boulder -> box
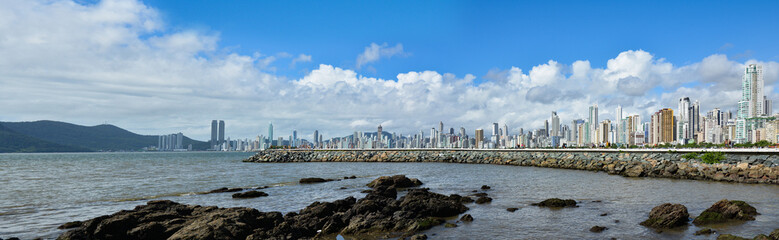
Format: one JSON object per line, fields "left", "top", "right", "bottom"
{"left": 480, "top": 185, "right": 491, "bottom": 190}
{"left": 507, "top": 208, "right": 518, "bottom": 212}
{"left": 475, "top": 196, "right": 492, "bottom": 204}
{"left": 232, "top": 191, "right": 269, "bottom": 199}
{"left": 532, "top": 198, "right": 577, "bottom": 208}
{"left": 589, "top": 226, "right": 607, "bottom": 233}
{"left": 459, "top": 214, "right": 473, "bottom": 222}
{"left": 694, "top": 228, "right": 714, "bottom": 235}
{"left": 693, "top": 199, "right": 758, "bottom": 225}
{"left": 639, "top": 203, "right": 690, "bottom": 228}
{"left": 366, "top": 175, "right": 423, "bottom": 189}
{"left": 410, "top": 234, "right": 427, "bottom": 240}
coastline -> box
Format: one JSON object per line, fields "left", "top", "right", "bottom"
{"left": 244, "top": 149, "right": 779, "bottom": 184}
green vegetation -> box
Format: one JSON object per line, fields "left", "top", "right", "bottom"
{"left": 700, "top": 152, "right": 725, "bottom": 164}
{"left": 693, "top": 211, "right": 724, "bottom": 225}
{"left": 681, "top": 152, "right": 700, "bottom": 160}
{"left": 0, "top": 123, "right": 91, "bottom": 153}
{"left": 415, "top": 217, "right": 444, "bottom": 230}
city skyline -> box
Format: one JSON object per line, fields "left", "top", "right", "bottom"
{"left": 1, "top": 1, "right": 779, "bottom": 141}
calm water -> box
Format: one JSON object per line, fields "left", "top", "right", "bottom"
{"left": 0, "top": 152, "right": 777, "bottom": 239}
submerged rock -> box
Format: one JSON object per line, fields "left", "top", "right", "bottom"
{"left": 299, "top": 177, "right": 332, "bottom": 184}
{"left": 207, "top": 187, "right": 243, "bottom": 193}
{"left": 444, "top": 223, "right": 457, "bottom": 228}
{"left": 693, "top": 199, "right": 758, "bottom": 225}
{"left": 532, "top": 198, "right": 577, "bottom": 208}
{"left": 59, "top": 176, "right": 467, "bottom": 240}
{"left": 589, "top": 226, "right": 607, "bottom": 233}
{"left": 232, "top": 191, "right": 269, "bottom": 199}
{"left": 459, "top": 214, "right": 473, "bottom": 222}
{"left": 475, "top": 196, "right": 492, "bottom": 204}
{"left": 480, "top": 185, "right": 491, "bottom": 190}
{"left": 640, "top": 203, "right": 690, "bottom": 229}
{"left": 694, "top": 228, "right": 714, "bottom": 235}
{"left": 506, "top": 208, "right": 518, "bottom": 212}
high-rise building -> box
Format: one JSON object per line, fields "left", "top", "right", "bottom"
{"left": 492, "top": 123, "right": 499, "bottom": 137}
{"left": 211, "top": 120, "right": 218, "bottom": 148}
{"left": 218, "top": 120, "right": 225, "bottom": 145}
{"left": 439, "top": 121, "right": 444, "bottom": 133}
{"left": 615, "top": 105, "right": 622, "bottom": 144}
{"left": 651, "top": 108, "right": 675, "bottom": 144}
{"left": 292, "top": 130, "right": 297, "bottom": 147}
{"left": 377, "top": 125, "right": 383, "bottom": 148}
{"left": 678, "top": 97, "right": 691, "bottom": 143}
{"left": 268, "top": 122, "right": 274, "bottom": 146}
{"left": 588, "top": 104, "right": 598, "bottom": 144}
{"left": 475, "top": 129, "right": 484, "bottom": 149}
{"left": 550, "top": 111, "right": 560, "bottom": 137}
{"left": 736, "top": 64, "right": 766, "bottom": 143}
{"left": 765, "top": 96, "right": 773, "bottom": 116}
{"left": 313, "top": 130, "right": 318, "bottom": 148}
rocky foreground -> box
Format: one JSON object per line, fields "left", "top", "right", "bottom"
{"left": 244, "top": 150, "right": 779, "bottom": 184}
{"left": 57, "top": 175, "right": 468, "bottom": 240}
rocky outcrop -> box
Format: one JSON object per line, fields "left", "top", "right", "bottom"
{"left": 299, "top": 178, "right": 333, "bottom": 184}
{"left": 59, "top": 176, "right": 468, "bottom": 240}
{"left": 693, "top": 199, "right": 759, "bottom": 225}
{"left": 244, "top": 150, "right": 779, "bottom": 184}
{"left": 366, "top": 175, "right": 423, "bottom": 189}
{"left": 589, "top": 226, "right": 607, "bottom": 233}
{"left": 532, "top": 198, "right": 577, "bottom": 208}
{"left": 639, "top": 203, "right": 690, "bottom": 228}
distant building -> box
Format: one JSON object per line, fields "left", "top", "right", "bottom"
{"left": 211, "top": 120, "right": 218, "bottom": 149}
{"left": 475, "top": 129, "right": 484, "bottom": 149}
{"left": 218, "top": 120, "right": 225, "bottom": 145}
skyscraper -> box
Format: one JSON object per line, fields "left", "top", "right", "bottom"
{"left": 313, "top": 130, "right": 318, "bottom": 148}
{"left": 588, "top": 104, "right": 598, "bottom": 144}
{"left": 377, "top": 125, "right": 383, "bottom": 148}
{"left": 736, "top": 64, "right": 765, "bottom": 143}
{"left": 218, "top": 120, "right": 225, "bottom": 145}
{"left": 492, "top": 123, "right": 499, "bottom": 136}
{"left": 439, "top": 121, "right": 444, "bottom": 133}
{"left": 678, "top": 97, "right": 691, "bottom": 143}
{"left": 550, "top": 111, "right": 560, "bottom": 137}
{"left": 475, "top": 129, "right": 484, "bottom": 149}
{"left": 211, "top": 120, "right": 218, "bottom": 148}
{"left": 268, "top": 122, "right": 274, "bottom": 146}
{"left": 292, "top": 130, "right": 297, "bottom": 147}
{"left": 615, "top": 105, "right": 622, "bottom": 144}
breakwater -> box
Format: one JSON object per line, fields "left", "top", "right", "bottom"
{"left": 244, "top": 149, "right": 779, "bottom": 184}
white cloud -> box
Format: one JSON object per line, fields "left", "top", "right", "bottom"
{"left": 356, "top": 42, "right": 406, "bottom": 69}
{"left": 1, "top": 0, "right": 778, "bottom": 141}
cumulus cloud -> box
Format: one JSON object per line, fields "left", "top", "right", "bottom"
{"left": 356, "top": 42, "right": 406, "bottom": 69}
{"left": 1, "top": 0, "right": 779, "bottom": 141}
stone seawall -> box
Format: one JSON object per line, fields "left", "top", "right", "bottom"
{"left": 244, "top": 150, "right": 779, "bottom": 184}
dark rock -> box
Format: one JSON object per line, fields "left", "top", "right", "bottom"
{"left": 339, "top": 187, "right": 348, "bottom": 190}
{"left": 58, "top": 221, "right": 82, "bottom": 229}
{"left": 410, "top": 233, "right": 427, "bottom": 240}
{"left": 770, "top": 229, "right": 779, "bottom": 239}
{"left": 480, "top": 185, "right": 491, "bottom": 190}
{"left": 614, "top": 220, "right": 620, "bottom": 223}
{"left": 716, "top": 234, "right": 750, "bottom": 240}
{"left": 592, "top": 200, "right": 602, "bottom": 203}
{"left": 60, "top": 176, "right": 468, "bottom": 240}
{"left": 640, "top": 203, "right": 689, "bottom": 229}
{"left": 8, "top": 238, "right": 19, "bottom": 240}
{"left": 360, "top": 189, "right": 373, "bottom": 193}
{"left": 460, "top": 197, "right": 474, "bottom": 204}
{"left": 349, "top": 175, "right": 357, "bottom": 179}
{"left": 471, "top": 190, "right": 478, "bottom": 193}
{"left": 507, "top": 208, "right": 518, "bottom": 212}
{"left": 299, "top": 177, "right": 331, "bottom": 184}
{"left": 532, "top": 198, "right": 577, "bottom": 208}
{"left": 232, "top": 191, "right": 269, "bottom": 199}
{"left": 366, "top": 175, "right": 423, "bottom": 189}
{"left": 255, "top": 186, "right": 270, "bottom": 190}
{"left": 600, "top": 213, "right": 608, "bottom": 216}
{"left": 208, "top": 187, "right": 243, "bottom": 193}
{"left": 693, "top": 199, "right": 759, "bottom": 225}
{"left": 475, "top": 196, "right": 492, "bottom": 204}
{"left": 444, "top": 223, "right": 457, "bottom": 228}
{"left": 694, "top": 228, "right": 714, "bottom": 235}
{"left": 589, "top": 226, "right": 608, "bottom": 233}
{"left": 459, "top": 214, "right": 473, "bottom": 222}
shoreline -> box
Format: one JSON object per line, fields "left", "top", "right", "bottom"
{"left": 244, "top": 149, "right": 779, "bottom": 184}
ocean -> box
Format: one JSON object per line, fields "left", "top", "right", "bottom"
{"left": 1, "top": 151, "right": 777, "bottom": 239}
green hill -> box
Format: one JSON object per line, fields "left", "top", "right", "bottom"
{"left": 0, "top": 120, "right": 209, "bottom": 152}
{"left": 0, "top": 123, "right": 92, "bottom": 153}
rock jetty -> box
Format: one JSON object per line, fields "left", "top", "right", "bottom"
{"left": 58, "top": 176, "right": 469, "bottom": 240}
{"left": 244, "top": 150, "right": 779, "bottom": 184}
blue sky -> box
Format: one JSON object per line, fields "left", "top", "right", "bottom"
{"left": 1, "top": 0, "right": 779, "bottom": 140}
{"left": 144, "top": 0, "right": 779, "bottom": 80}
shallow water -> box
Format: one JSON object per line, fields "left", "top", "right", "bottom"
{"left": 0, "top": 152, "right": 777, "bottom": 239}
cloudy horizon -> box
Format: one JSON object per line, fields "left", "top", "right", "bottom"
{"left": 1, "top": 0, "right": 778, "bottom": 141}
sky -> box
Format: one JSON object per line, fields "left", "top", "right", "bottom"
{"left": 1, "top": 0, "right": 779, "bottom": 141}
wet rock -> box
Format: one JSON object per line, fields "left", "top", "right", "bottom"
{"left": 475, "top": 196, "right": 492, "bottom": 204}
{"left": 640, "top": 203, "right": 689, "bottom": 229}
{"left": 480, "top": 185, "right": 491, "bottom": 190}
{"left": 471, "top": 193, "right": 488, "bottom": 197}
{"left": 507, "top": 208, "right": 518, "bottom": 212}
{"left": 589, "top": 226, "right": 608, "bottom": 233}
{"left": 693, "top": 199, "right": 758, "bottom": 225}
{"left": 338, "top": 187, "right": 347, "bottom": 190}
{"left": 366, "top": 175, "right": 423, "bottom": 189}
{"left": 208, "top": 187, "right": 243, "bottom": 193}
{"left": 459, "top": 214, "right": 473, "bottom": 222}
{"left": 460, "top": 197, "right": 474, "bottom": 204}
{"left": 716, "top": 234, "right": 750, "bottom": 240}
{"left": 409, "top": 233, "right": 427, "bottom": 240}
{"left": 8, "top": 238, "right": 19, "bottom": 240}
{"left": 600, "top": 213, "right": 608, "bottom": 216}
{"left": 60, "top": 176, "right": 468, "bottom": 240}
{"left": 57, "top": 221, "right": 82, "bottom": 229}
{"left": 444, "top": 223, "right": 457, "bottom": 228}
{"left": 232, "top": 191, "right": 269, "bottom": 199}
{"left": 694, "top": 228, "right": 714, "bottom": 235}
{"left": 299, "top": 177, "right": 331, "bottom": 184}
{"left": 255, "top": 186, "right": 270, "bottom": 190}
{"left": 532, "top": 198, "right": 577, "bottom": 208}
{"left": 771, "top": 229, "right": 779, "bottom": 239}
